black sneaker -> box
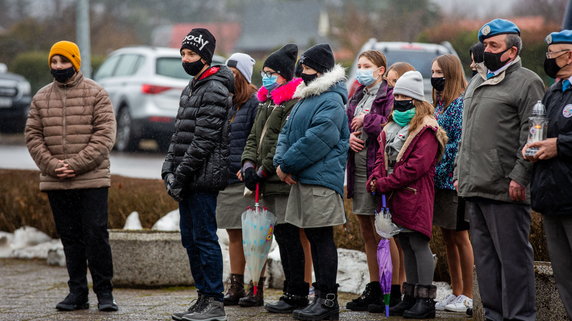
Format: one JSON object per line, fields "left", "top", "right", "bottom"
{"left": 172, "top": 295, "right": 206, "bottom": 321}
{"left": 182, "top": 297, "right": 227, "bottom": 321}
{"left": 55, "top": 293, "right": 89, "bottom": 311}
{"left": 97, "top": 292, "right": 119, "bottom": 312}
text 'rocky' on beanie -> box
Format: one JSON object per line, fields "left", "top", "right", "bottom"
{"left": 181, "top": 28, "right": 216, "bottom": 65}
{"left": 226, "top": 53, "right": 256, "bottom": 83}
{"left": 299, "top": 43, "right": 335, "bottom": 74}
{"left": 393, "top": 70, "right": 425, "bottom": 101}
{"left": 48, "top": 41, "right": 81, "bottom": 71}
{"left": 263, "top": 44, "right": 298, "bottom": 81}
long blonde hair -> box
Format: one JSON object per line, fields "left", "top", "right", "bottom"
{"left": 431, "top": 55, "right": 466, "bottom": 111}
{"left": 409, "top": 99, "right": 436, "bottom": 133}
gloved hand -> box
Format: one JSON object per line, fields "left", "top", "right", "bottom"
{"left": 164, "top": 173, "right": 183, "bottom": 202}
{"left": 243, "top": 167, "right": 259, "bottom": 191}
{"left": 168, "top": 179, "right": 183, "bottom": 202}
{"left": 164, "top": 173, "right": 175, "bottom": 189}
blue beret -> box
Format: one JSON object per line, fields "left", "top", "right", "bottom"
{"left": 478, "top": 19, "right": 520, "bottom": 42}
{"left": 545, "top": 30, "right": 572, "bottom": 45}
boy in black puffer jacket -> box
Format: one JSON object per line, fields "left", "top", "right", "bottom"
{"left": 161, "top": 28, "right": 233, "bottom": 321}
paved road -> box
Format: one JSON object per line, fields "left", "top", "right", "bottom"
{"left": 1, "top": 259, "right": 470, "bottom": 321}
{"left": 0, "top": 135, "right": 164, "bottom": 180}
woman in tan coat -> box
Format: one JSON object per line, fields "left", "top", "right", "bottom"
{"left": 25, "top": 40, "right": 117, "bottom": 312}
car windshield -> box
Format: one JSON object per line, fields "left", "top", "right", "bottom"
{"left": 383, "top": 50, "right": 442, "bottom": 78}
{"left": 156, "top": 57, "right": 189, "bottom": 80}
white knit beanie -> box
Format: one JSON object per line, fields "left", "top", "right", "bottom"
{"left": 393, "top": 70, "right": 425, "bottom": 101}
{"left": 226, "top": 53, "right": 255, "bottom": 83}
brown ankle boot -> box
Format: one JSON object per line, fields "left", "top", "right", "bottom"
{"left": 238, "top": 277, "right": 265, "bottom": 307}
{"left": 223, "top": 274, "right": 246, "bottom": 306}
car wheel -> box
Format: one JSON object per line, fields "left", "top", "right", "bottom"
{"left": 115, "top": 107, "right": 139, "bottom": 152}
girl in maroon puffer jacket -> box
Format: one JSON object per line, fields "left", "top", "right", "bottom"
{"left": 367, "top": 71, "right": 447, "bottom": 319}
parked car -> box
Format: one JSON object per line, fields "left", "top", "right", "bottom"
{"left": 347, "top": 39, "right": 459, "bottom": 101}
{"left": 0, "top": 63, "right": 32, "bottom": 133}
{"left": 94, "top": 46, "right": 225, "bottom": 152}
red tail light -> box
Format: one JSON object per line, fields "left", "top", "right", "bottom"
{"left": 141, "top": 84, "right": 172, "bottom": 94}
{"left": 149, "top": 116, "right": 174, "bottom": 123}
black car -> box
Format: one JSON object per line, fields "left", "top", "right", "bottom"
{"left": 0, "top": 64, "right": 32, "bottom": 133}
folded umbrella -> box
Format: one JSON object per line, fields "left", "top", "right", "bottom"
{"left": 241, "top": 183, "right": 276, "bottom": 295}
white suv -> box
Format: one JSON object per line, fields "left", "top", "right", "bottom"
{"left": 95, "top": 46, "right": 224, "bottom": 152}
{"left": 348, "top": 39, "right": 459, "bottom": 101}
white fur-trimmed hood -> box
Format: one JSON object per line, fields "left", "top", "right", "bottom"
{"left": 293, "top": 64, "right": 346, "bottom": 99}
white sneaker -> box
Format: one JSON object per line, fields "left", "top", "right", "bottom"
{"left": 445, "top": 294, "right": 473, "bottom": 312}
{"left": 435, "top": 293, "right": 457, "bottom": 311}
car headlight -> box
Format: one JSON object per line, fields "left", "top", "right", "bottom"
{"left": 17, "top": 80, "right": 31, "bottom": 96}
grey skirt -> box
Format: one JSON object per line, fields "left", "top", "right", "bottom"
{"left": 216, "top": 183, "right": 254, "bottom": 229}
{"left": 433, "top": 188, "right": 469, "bottom": 231}
{"left": 261, "top": 194, "right": 288, "bottom": 225}
{"left": 285, "top": 182, "right": 346, "bottom": 228}
{"left": 352, "top": 147, "right": 377, "bottom": 215}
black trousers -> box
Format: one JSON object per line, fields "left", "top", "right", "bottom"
{"left": 304, "top": 226, "right": 338, "bottom": 293}
{"left": 273, "top": 223, "right": 306, "bottom": 295}
{"left": 47, "top": 187, "right": 113, "bottom": 295}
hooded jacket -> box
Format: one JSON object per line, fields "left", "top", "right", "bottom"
{"left": 161, "top": 65, "right": 234, "bottom": 193}
{"left": 25, "top": 71, "right": 116, "bottom": 191}
{"left": 274, "top": 65, "right": 350, "bottom": 196}
{"left": 241, "top": 78, "right": 302, "bottom": 196}
{"left": 368, "top": 116, "right": 447, "bottom": 238}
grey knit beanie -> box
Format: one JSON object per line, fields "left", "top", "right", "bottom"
{"left": 393, "top": 70, "right": 425, "bottom": 101}
{"left": 226, "top": 53, "right": 255, "bottom": 83}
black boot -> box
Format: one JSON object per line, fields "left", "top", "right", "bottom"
{"left": 238, "top": 277, "right": 264, "bottom": 307}
{"left": 390, "top": 284, "right": 402, "bottom": 307}
{"left": 346, "top": 281, "right": 382, "bottom": 311}
{"left": 97, "top": 292, "right": 119, "bottom": 312}
{"left": 293, "top": 284, "right": 339, "bottom": 321}
{"left": 265, "top": 281, "right": 309, "bottom": 313}
{"left": 388, "top": 282, "right": 415, "bottom": 316}
{"left": 403, "top": 284, "right": 436, "bottom": 319}
{"left": 223, "top": 274, "right": 246, "bottom": 306}
{"left": 55, "top": 292, "right": 89, "bottom": 311}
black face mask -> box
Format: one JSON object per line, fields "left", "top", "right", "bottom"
{"left": 544, "top": 57, "right": 561, "bottom": 79}
{"left": 51, "top": 67, "right": 75, "bottom": 83}
{"left": 393, "top": 99, "right": 415, "bottom": 112}
{"left": 300, "top": 73, "right": 318, "bottom": 85}
{"left": 431, "top": 77, "right": 446, "bottom": 92}
{"left": 483, "top": 47, "right": 511, "bottom": 72}
{"left": 182, "top": 60, "right": 205, "bottom": 76}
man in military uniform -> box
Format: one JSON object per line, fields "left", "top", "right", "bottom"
{"left": 454, "top": 19, "right": 544, "bottom": 321}
{"left": 524, "top": 29, "right": 572, "bottom": 319}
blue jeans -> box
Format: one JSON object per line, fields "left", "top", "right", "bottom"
{"left": 179, "top": 192, "right": 224, "bottom": 301}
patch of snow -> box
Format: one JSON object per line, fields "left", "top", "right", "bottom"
{"left": 11, "top": 226, "right": 51, "bottom": 249}
{"left": 123, "top": 211, "right": 143, "bottom": 230}
{"left": 152, "top": 209, "right": 180, "bottom": 231}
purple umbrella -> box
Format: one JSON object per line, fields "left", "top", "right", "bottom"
{"left": 375, "top": 194, "right": 394, "bottom": 317}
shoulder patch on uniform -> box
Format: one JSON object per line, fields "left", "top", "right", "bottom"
{"left": 563, "top": 104, "right": 572, "bottom": 118}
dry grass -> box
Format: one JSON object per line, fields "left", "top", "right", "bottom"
{"left": 0, "top": 169, "right": 549, "bottom": 282}
{"left": 0, "top": 169, "right": 177, "bottom": 237}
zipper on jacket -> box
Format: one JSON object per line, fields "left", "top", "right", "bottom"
{"left": 62, "top": 86, "right": 68, "bottom": 159}
{"left": 405, "top": 186, "right": 417, "bottom": 194}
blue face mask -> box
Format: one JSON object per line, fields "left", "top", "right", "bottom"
{"left": 356, "top": 69, "right": 376, "bottom": 86}
{"left": 262, "top": 74, "right": 279, "bottom": 91}
{"left": 393, "top": 108, "right": 416, "bottom": 127}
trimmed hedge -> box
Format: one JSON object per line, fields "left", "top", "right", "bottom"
{"left": 0, "top": 168, "right": 549, "bottom": 283}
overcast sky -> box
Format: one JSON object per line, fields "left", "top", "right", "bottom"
{"left": 433, "top": 0, "right": 518, "bottom": 18}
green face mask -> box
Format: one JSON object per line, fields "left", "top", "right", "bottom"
{"left": 393, "top": 108, "right": 416, "bottom": 127}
